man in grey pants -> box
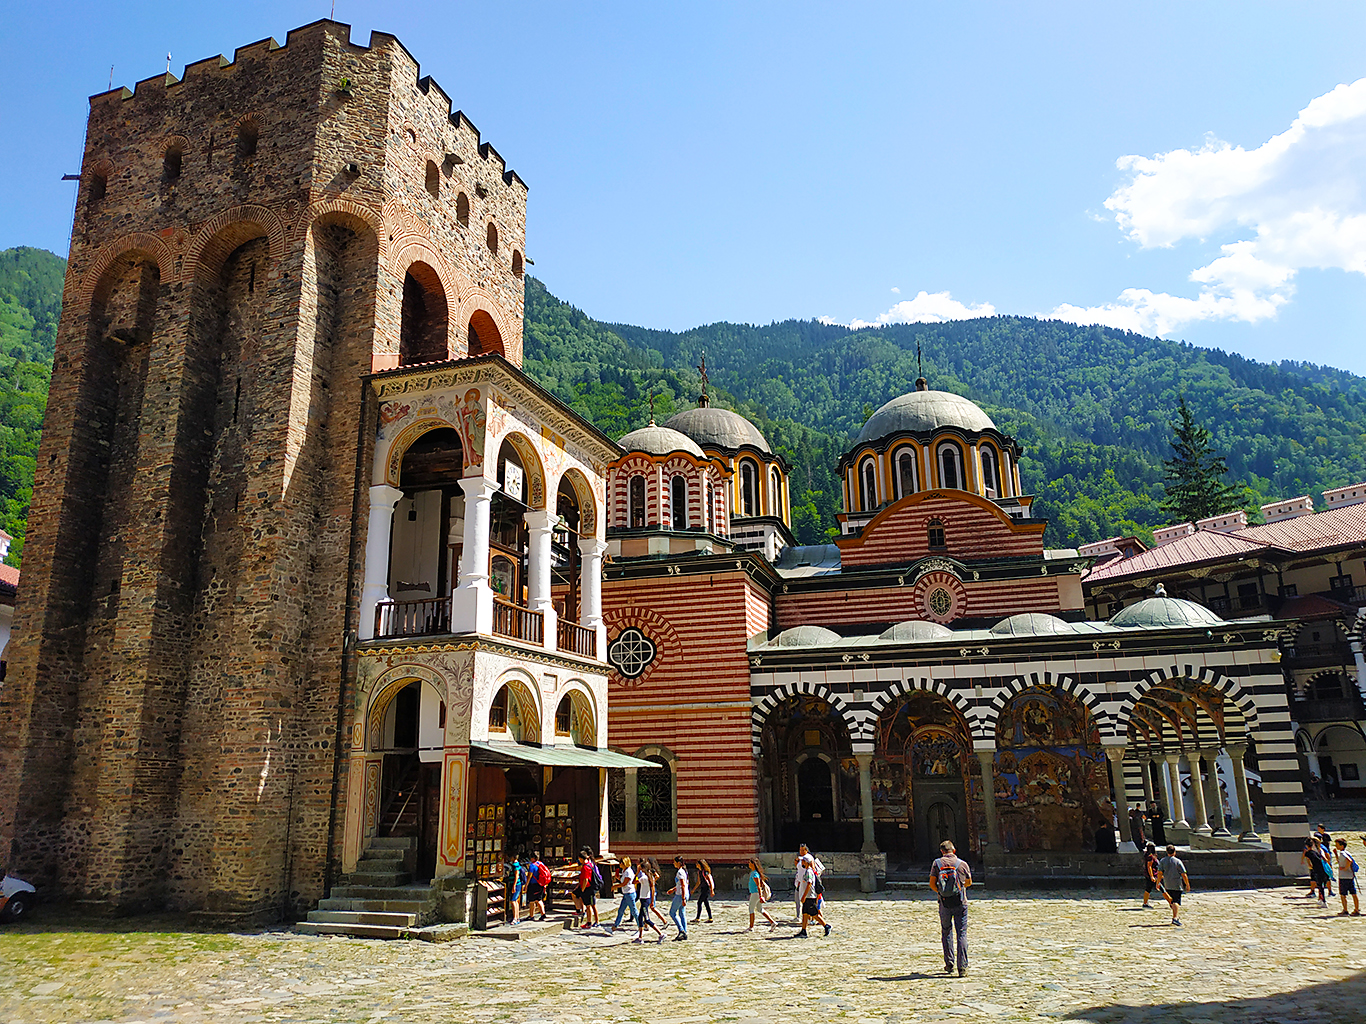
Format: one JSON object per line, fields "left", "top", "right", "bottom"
{"left": 930, "top": 840, "right": 973, "bottom": 976}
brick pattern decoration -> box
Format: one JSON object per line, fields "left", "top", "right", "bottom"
{"left": 776, "top": 577, "right": 1069, "bottom": 629}
{"left": 0, "top": 20, "right": 528, "bottom": 920}
{"left": 749, "top": 646, "right": 1307, "bottom": 867}
{"left": 602, "top": 571, "right": 770, "bottom": 861}
{"left": 838, "top": 491, "right": 1045, "bottom": 569}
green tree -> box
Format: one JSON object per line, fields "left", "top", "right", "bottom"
{"left": 1161, "top": 397, "right": 1242, "bottom": 524}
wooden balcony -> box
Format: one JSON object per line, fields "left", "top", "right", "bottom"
{"left": 374, "top": 597, "right": 450, "bottom": 639}
{"left": 493, "top": 597, "right": 543, "bottom": 646}
{"left": 557, "top": 619, "right": 598, "bottom": 659}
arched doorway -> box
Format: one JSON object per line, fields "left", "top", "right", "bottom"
{"left": 370, "top": 677, "right": 447, "bottom": 880}
{"left": 383, "top": 427, "right": 465, "bottom": 636}
{"left": 871, "top": 692, "right": 974, "bottom": 862}
{"left": 995, "top": 686, "right": 1105, "bottom": 852}
{"left": 758, "top": 695, "right": 856, "bottom": 852}
{"left": 468, "top": 309, "right": 505, "bottom": 358}
{"left": 399, "top": 263, "right": 448, "bottom": 366}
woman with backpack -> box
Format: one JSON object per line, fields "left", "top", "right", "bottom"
{"left": 605, "top": 855, "right": 637, "bottom": 932}
{"left": 693, "top": 858, "right": 715, "bottom": 924}
{"left": 747, "top": 857, "right": 776, "bottom": 931}
{"left": 633, "top": 858, "right": 665, "bottom": 943}
{"left": 525, "top": 852, "right": 551, "bottom": 921}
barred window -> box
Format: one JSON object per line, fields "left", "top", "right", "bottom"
{"left": 636, "top": 756, "right": 674, "bottom": 833}
{"left": 607, "top": 768, "right": 627, "bottom": 833}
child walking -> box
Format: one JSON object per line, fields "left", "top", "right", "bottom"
{"left": 747, "top": 857, "right": 776, "bottom": 931}
{"left": 693, "top": 858, "right": 715, "bottom": 923}
{"left": 633, "top": 857, "right": 665, "bottom": 943}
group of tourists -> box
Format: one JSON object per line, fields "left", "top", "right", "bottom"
{"left": 1300, "top": 823, "right": 1361, "bottom": 916}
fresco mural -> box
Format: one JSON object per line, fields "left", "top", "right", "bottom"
{"left": 993, "top": 687, "right": 1108, "bottom": 852}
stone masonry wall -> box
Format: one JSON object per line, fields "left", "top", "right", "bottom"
{"left": 0, "top": 19, "right": 527, "bottom": 920}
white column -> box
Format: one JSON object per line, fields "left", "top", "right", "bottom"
{"left": 450, "top": 475, "right": 497, "bottom": 635}
{"left": 1186, "top": 752, "right": 1211, "bottom": 835}
{"left": 1351, "top": 630, "right": 1366, "bottom": 700}
{"left": 579, "top": 537, "right": 608, "bottom": 658}
{"left": 856, "top": 750, "right": 877, "bottom": 854}
{"left": 359, "top": 484, "right": 404, "bottom": 640}
{"left": 975, "top": 748, "right": 1001, "bottom": 851}
{"left": 922, "top": 444, "right": 934, "bottom": 491}
{"left": 1226, "top": 742, "right": 1258, "bottom": 841}
{"left": 1104, "top": 745, "right": 1134, "bottom": 852}
{"left": 1165, "top": 755, "right": 1189, "bottom": 829}
{"left": 525, "top": 509, "right": 558, "bottom": 651}
{"left": 970, "top": 442, "right": 981, "bottom": 494}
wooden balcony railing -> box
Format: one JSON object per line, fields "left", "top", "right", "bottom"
{"left": 493, "top": 597, "right": 543, "bottom": 645}
{"left": 557, "top": 619, "right": 597, "bottom": 659}
{"left": 374, "top": 597, "right": 450, "bottom": 639}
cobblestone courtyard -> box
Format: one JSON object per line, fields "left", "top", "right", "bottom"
{"left": 4, "top": 879, "right": 1366, "bottom": 1024}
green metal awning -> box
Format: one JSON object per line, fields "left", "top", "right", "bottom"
{"left": 470, "top": 741, "right": 656, "bottom": 769}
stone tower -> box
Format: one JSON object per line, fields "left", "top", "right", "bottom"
{"left": 0, "top": 20, "right": 532, "bottom": 919}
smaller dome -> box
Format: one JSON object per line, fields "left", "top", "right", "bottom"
{"left": 1108, "top": 597, "right": 1224, "bottom": 629}
{"left": 618, "top": 422, "right": 705, "bottom": 459}
{"left": 989, "top": 612, "right": 1076, "bottom": 636}
{"left": 769, "top": 625, "right": 842, "bottom": 648}
{"left": 664, "top": 406, "right": 771, "bottom": 453}
{"left": 879, "top": 620, "right": 955, "bottom": 642}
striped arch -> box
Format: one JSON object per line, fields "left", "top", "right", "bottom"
{"left": 383, "top": 416, "right": 458, "bottom": 487}
{"left": 75, "top": 233, "right": 176, "bottom": 304}
{"left": 751, "top": 683, "right": 858, "bottom": 755}
{"left": 186, "top": 204, "right": 288, "bottom": 280}
{"left": 303, "top": 199, "right": 385, "bottom": 257}
{"left": 1112, "top": 665, "right": 1259, "bottom": 741}
{"left": 982, "top": 672, "right": 1114, "bottom": 741}
{"left": 363, "top": 662, "right": 451, "bottom": 752}
{"left": 862, "top": 678, "right": 981, "bottom": 745}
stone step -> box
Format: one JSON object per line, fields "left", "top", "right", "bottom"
{"left": 368, "top": 836, "right": 416, "bottom": 849}
{"left": 359, "top": 847, "right": 407, "bottom": 860}
{"left": 329, "top": 885, "right": 434, "bottom": 901}
{"left": 318, "top": 897, "right": 433, "bottom": 915}
{"left": 355, "top": 854, "right": 407, "bottom": 870}
{"left": 296, "top": 921, "right": 411, "bottom": 940}
{"left": 346, "top": 871, "right": 412, "bottom": 887}
{"left": 307, "top": 910, "right": 417, "bottom": 927}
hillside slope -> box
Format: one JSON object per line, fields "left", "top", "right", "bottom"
{"left": 4, "top": 248, "right": 1364, "bottom": 559}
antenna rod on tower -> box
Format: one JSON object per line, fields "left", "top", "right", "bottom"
{"left": 166, "top": 53, "right": 172, "bottom": 74}
{"left": 109, "top": 65, "right": 114, "bottom": 90}
{"left": 917, "top": 340, "right": 923, "bottom": 380}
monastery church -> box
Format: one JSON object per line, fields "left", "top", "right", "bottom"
{"left": 0, "top": 20, "right": 1307, "bottom": 923}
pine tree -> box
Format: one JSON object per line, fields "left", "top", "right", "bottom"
{"left": 1161, "top": 397, "right": 1242, "bottom": 524}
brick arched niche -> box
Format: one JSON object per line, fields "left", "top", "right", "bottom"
{"left": 468, "top": 308, "right": 504, "bottom": 358}
{"left": 399, "top": 261, "right": 449, "bottom": 366}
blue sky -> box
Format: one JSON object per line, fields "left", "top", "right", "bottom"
{"left": 3, "top": 2, "right": 1364, "bottom": 373}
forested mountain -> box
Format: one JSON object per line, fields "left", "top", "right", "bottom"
{"left": 2, "top": 247, "right": 1364, "bottom": 561}
{"left": 0, "top": 247, "right": 61, "bottom": 563}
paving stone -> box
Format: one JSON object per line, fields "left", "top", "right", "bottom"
{"left": 2, "top": 889, "right": 1366, "bottom": 1022}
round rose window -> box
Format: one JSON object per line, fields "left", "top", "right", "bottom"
{"left": 928, "top": 587, "right": 953, "bottom": 617}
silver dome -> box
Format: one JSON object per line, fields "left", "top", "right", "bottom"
{"left": 768, "top": 625, "right": 842, "bottom": 648}
{"left": 618, "top": 423, "right": 706, "bottom": 459}
{"left": 1108, "top": 597, "right": 1224, "bottom": 629}
{"left": 665, "top": 406, "right": 771, "bottom": 453}
{"left": 879, "top": 620, "right": 955, "bottom": 642}
{"left": 989, "top": 612, "right": 1075, "bottom": 637}
{"left": 856, "top": 388, "right": 996, "bottom": 444}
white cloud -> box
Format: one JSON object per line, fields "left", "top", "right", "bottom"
{"left": 890, "top": 286, "right": 901, "bottom": 294}
{"left": 1053, "top": 77, "right": 1366, "bottom": 335}
{"left": 825, "top": 290, "right": 996, "bottom": 330}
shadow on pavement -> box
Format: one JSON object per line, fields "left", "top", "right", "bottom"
{"left": 1071, "top": 971, "right": 1366, "bottom": 1022}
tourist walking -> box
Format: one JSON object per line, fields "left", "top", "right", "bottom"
{"left": 693, "top": 859, "right": 715, "bottom": 923}
{"left": 525, "top": 852, "right": 550, "bottom": 921}
{"left": 747, "top": 858, "right": 777, "bottom": 931}
{"left": 607, "top": 855, "right": 638, "bottom": 932}
{"left": 1332, "top": 838, "right": 1360, "bottom": 916}
{"left": 1304, "top": 836, "right": 1332, "bottom": 906}
{"left": 930, "top": 840, "right": 972, "bottom": 975}
{"left": 667, "top": 854, "right": 690, "bottom": 940}
{"left": 795, "top": 847, "right": 830, "bottom": 937}
{"left": 1142, "top": 842, "right": 1161, "bottom": 908}
{"left": 504, "top": 854, "right": 524, "bottom": 925}
{"left": 633, "top": 857, "right": 665, "bottom": 943}
{"left": 574, "top": 848, "right": 600, "bottom": 928}
{"left": 1157, "top": 844, "right": 1190, "bottom": 925}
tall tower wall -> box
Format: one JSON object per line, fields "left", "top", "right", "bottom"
{"left": 0, "top": 20, "right": 527, "bottom": 919}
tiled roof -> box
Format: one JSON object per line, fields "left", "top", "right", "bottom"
{"left": 1276, "top": 594, "right": 1354, "bottom": 620}
{"left": 1084, "top": 529, "right": 1267, "bottom": 583}
{"left": 1084, "top": 504, "right": 1366, "bottom": 586}
{"left": 0, "top": 563, "right": 18, "bottom": 588}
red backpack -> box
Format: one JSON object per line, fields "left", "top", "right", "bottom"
{"left": 535, "top": 862, "right": 551, "bottom": 886}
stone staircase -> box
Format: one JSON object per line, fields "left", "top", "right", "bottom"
{"left": 297, "top": 837, "right": 440, "bottom": 939}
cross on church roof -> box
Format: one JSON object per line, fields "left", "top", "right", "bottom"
{"left": 697, "top": 352, "right": 710, "bottom": 408}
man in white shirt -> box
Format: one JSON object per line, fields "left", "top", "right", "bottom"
{"left": 795, "top": 848, "right": 831, "bottom": 937}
